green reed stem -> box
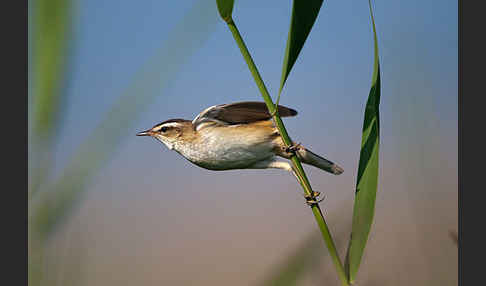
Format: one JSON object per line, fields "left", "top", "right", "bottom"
{"left": 226, "top": 18, "right": 349, "bottom": 286}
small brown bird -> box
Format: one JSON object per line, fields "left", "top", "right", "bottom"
{"left": 137, "top": 101, "right": 343, "bottom": 179}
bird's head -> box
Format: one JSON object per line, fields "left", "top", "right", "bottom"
{"left": 137, "top": 119, "right": 193, "bottom": 150}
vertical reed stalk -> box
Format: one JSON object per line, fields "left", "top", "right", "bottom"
{"left": 225, "top": 18, "right": 349, "bottom": 286}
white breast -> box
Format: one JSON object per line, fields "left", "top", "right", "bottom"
{"left": 173, "top": 126, "right": 276, "bottom": 170}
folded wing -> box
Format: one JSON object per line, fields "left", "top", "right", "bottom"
{"left": 192, "top": 101, "right": 297, "bottom": 129}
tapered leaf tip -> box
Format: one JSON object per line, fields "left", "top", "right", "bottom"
{"left": 278, "top": 0, "right": 323, "bottom": 97}
{"left": 346, "top": 0, "right": 381, "bottom": 283}
{"left": 216, "top": 0, "right": 234, "bottom": 23}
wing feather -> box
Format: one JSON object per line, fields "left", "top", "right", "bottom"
{"left": 192, "top": 101, "right": 297, "bottom": 129}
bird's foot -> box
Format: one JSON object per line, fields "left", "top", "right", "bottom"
{"left": 284, "top": 142, "right": 303, "bottom": 155}
{"left": 304, "top": 191, "right": 324, "bottom": 207}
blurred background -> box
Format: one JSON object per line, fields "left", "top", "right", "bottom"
{"left": 28, "top": 0, "right": 457, "bottom": 285}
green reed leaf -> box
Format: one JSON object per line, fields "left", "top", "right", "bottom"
{"left": 29, "top": 1, "right": 71, "bottom": 283}
{"left": 31, "top": 0, "right": 70, "bottom": 139}
{"left": 277, "top": 0, "right": 323, "bottom": 103}
{"left": 216, "top": 0, "right": 234, "bottom": 23}
{"left": 344, "top": 0, "right": 381, "bottom": 283}
{"left": 29, "top": 0, "right": 72, "bottom": 200}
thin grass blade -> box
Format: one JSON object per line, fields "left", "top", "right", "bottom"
{"left": 277, "top": 0, "right": 323, "bottom": 103}
{"left": 29, "top": 1, "right": 72, "bottom": 284}
{"left": 344, "top": 0, "right": 381, "bottom": 283}
{"left": 29, "top": 0, "right": 72, "bottom": 199}
{"left": 30, "top": 0, "right": 71, "bottom": 139}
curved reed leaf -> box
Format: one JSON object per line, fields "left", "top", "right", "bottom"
{"left": 29, "top": 0, "right": 72, "bottom": 200}
{"left": 216, "top": 0, "right": 234, "bottom": 22}
{"left": 277, "top": 0, "right": 323, "bottom": 104}
{"left": 29, "top": 1, "right": 71, "bottom": 284}
{"left": 344, "top": 0, "right": 381, "bottom": 283}
{"left": 31, "top": 0, "right": 71, "bottom": 138}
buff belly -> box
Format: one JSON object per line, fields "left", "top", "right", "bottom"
{"left": 174, "top": 128, "right": 277, "bottom": 171}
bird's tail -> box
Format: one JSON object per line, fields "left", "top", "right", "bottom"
{"left": 296, "top": 147, "right": 343, "bottom": 175}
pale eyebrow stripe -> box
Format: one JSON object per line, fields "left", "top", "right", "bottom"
{"left": 154, "top": 122, "right": 181, "bottom": 131}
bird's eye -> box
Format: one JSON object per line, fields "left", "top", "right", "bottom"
{"left": 160, "top": 127, "right": 168, "bottom": 133}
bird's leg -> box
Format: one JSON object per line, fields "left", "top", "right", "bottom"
{"left": 247, "top": 158, "right": 324, "bottom": 205}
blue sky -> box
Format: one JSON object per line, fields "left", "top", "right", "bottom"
{"left": 52, "top": 0, "right": 457, "bottom": 179}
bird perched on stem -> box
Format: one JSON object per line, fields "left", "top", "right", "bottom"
{"left": 137, "top": 101, "right": 343, "bottom": 189}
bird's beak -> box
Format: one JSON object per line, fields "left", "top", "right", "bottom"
{"left": 136, "top": 129, "right": 153, "bottom": 137}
